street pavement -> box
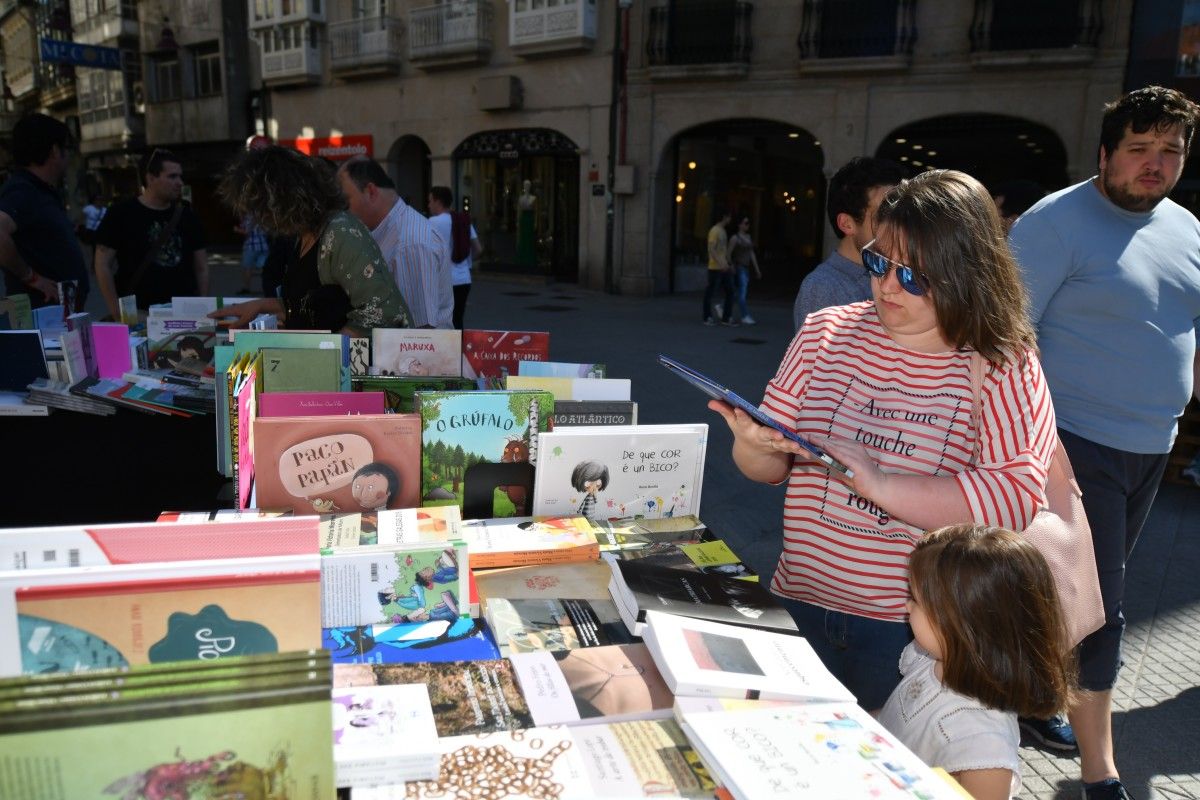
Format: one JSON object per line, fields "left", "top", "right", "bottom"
{"left": 203, "top": 254, "right": 1200, "bottom": 799}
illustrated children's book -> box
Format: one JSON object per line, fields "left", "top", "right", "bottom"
{"left": 253, "top": 413, "right": 422, "bottom": 515}
{"left": 551, "top": 400, "right": 638, "bottom": 427}
{"left": 640, "top": 610, "right": 853, "bottom": 703}
{"left": 0, "top": 651, "right": 335, "bottom": 799}
{"left": 323, "top": 617, "right": 499, "bottom": 665}
{"left": 506, "top": 375, "right": 632, "bottom": 401}
{"left": 460, "top": 329, "right": 549, "bottom": 387}
{"left": 532, "top": 424, "right": 708, "bottom": 521}
{"left": 320, "top": 541, "right": 468, "bottom": 628}
{"left": 0, "top": 553, "right": 322, "bottom": 677}
{"left": 334, "top": 658, "right": 534, "bottom": 737}
{"left": 518, "top": 360, "right": 606, "bottom": 378}
{"left": 258, "top": 391, "right": 386, "bottom": 417}
{"left": 332, "top": 682, "right": 440, "bottom": 786}
{"left": 416, "top": 389, "right": 554, "bottom": 517}
{"left": 509, "top": 643, "right": 675, "bottom": 726}
{"left": 318, "top": 506, "right": 462, "bottom": 549}
{"left": 371, "top": 328, "right": 462, "bottom": 377}
{"left": 678, "top": 703, "right": 968, "bottom": 800}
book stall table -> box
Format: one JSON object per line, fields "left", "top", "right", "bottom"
{"left": 0, "top": 409, "right": 225, "bottom": 526}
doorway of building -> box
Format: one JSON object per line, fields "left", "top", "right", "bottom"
{"left": 387, "top": 135, "right": 432, "bottom": 209}
{"left": 454, "top": 129, "right": 580, "bottom": 282}
{"left": 668, "top": 119, "right": 825, "bottom": 301}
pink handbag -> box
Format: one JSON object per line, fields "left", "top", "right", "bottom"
{"left": 968, "top": 353, "right": 1105, "bottom": 648}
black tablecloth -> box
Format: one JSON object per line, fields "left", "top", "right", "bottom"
{"left": 0, "top": 409, "right": 228, "bottom": 527}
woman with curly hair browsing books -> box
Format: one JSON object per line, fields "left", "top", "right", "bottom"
{"left": 709, "top": 170, "right": 1056, "bottom": 712}
{"left": 208, "top": 146, "right": 411, "bottom": 335}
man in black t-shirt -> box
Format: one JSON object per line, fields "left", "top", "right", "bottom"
{"left": 0, "top": 114, "right": 88, "bottom": 308}
{"left": 94, "top": 149, "right": 207, "bottom": 317}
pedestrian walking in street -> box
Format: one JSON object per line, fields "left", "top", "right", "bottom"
{"left": 727, "top": 215, "right": 762, "bottom": 325}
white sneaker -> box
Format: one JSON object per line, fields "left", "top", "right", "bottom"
{"left": 741, "top": 315, "right": 756, "bottom": 325}
{"left": 713, "top": 304, "right": 723, "bottom": 317}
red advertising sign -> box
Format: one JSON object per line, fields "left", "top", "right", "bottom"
{"left": 279, "top": 134, "right": 373, "bottom": 161}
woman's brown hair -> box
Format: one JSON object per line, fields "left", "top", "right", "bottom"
{"left": 218, "top": 145, "right": 346, "bottom": 238}
{"left": 908, "top": 523, "right": 1076, "bottom": 718}
{"left": 873, "top": 169, "right": 1038, "bottom": 366}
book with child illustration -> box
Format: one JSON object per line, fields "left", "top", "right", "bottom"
{"left": 252, "top": 413, "right": 422, "bottom": 515}
{"left": 332, "top": 682, "right": 440, "bottom": 786}
{"left": 532, "top": 424, "right": 708, "bottom": 521}
{"left": 416, "top": 389, "right": 554, "bottom": 518}
{"left": 320, "top": 541, "right": 468, "bottom": 629}
{"left": 371, "top": 328, "right": 462, "bottom": 377}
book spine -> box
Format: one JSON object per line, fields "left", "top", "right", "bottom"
{"left": 468, "top": 543, "right": 601, "bottom": 570}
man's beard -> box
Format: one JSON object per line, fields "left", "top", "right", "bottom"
{"left": 1102, "top": 172, "right": 1171, "bottom": 213}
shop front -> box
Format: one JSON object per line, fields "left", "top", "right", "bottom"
{"left": 454, "top": 128, "right": 580, "bottom": 282}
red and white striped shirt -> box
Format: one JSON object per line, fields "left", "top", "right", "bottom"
{"left": 761, "top": 302, "right": 1056, "bottom": 622}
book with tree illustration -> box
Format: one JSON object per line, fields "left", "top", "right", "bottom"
{"left": 532, "top": 424, "right": 708, "bottom": 521}
{"left": 252, "top": 413, "right": 421, "bottom": 515}
{"left": 351, "top": 375, "right": 476, "bottom": 413}
{"left": 416, "top": 389, "right": 554, "bottom": 518}
{"left": 0, "top": 652, "right": 335, "bottom": 798}
{"left": 333, "top": 658, "right": 534, "bottom": 737}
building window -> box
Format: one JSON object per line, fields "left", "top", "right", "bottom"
{"left": 149, "top": 55, "right": 181, "bottom": 102}
{"left": 193, "top": 43, "right": 221, "bottom": 97}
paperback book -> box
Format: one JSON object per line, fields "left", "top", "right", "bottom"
{"left": 320, "top": 542, "right": 468, "bottom": 628}
{"left": 371, "top": 328, "right": 462, "bottom": 377}
{"left": 518, "top": 360, "right": 606, "bottom": 378}
{"left": 607, "top": 559, "right": 799, "bottom": 637}
{"left": 332, "top": 682, "right": 439, "bottom": 786}
{"left": 506, "top": 375, "right": 632, "bottom": 402}
{"left": 551, "top": 400, "right": 638, "bottom": 427}
{"left": 485, "top": 597, "right": 636, "bottom": 657}
{"left": 457, "top": 515, "right": 600, "bottom": 568}
{"left": 460, "top": 329, "right": 549, "bottom": 388}
{"left": 509, "top": 643, "right": 674, "bottom": 726}
{"left": 416, "top": 389, "right": 554, "bottom": 517}
{"left": 475, "top": 561, "right": 614, "bottom": 613}
{"left": 641, "top": 610, "right": 853, "bottom": 702}
{"left": 606, "top": 539, "right": 756, "bottom": 580}
{"left": 253, "top": 413, "right": 422, "bottom": 515}
{"left": 333, "top": 658, "right": 534, "bottom": 736}
{"left": 323, "top": 617, "right": 499, "bottom": 665}
{"left": 533, "top": 424, "right": 708, "bottom": 520}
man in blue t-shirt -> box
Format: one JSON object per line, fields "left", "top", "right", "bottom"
{"left": 1009, "top": 86, "right": 1200, "bottom": 800}
{"left": 0, "top": 114, "right": 88, "bottom": 307}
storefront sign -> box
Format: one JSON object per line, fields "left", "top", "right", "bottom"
{"left": 498, "top": 148, "right": 520, "bottom": 160}
{"left": 280, "top": 135, "right": 373, "bottom": 161}
{"left": 39, "top": 38, "right": 122, "bottom": 70}
{"left": 591, "top": 184, "right": 606, "bottom": 196}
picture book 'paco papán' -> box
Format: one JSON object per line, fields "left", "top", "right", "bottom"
{"left": 533, "top": 425, "right": 709, "bottom": 521}
{"left": 253, "top": 414, "right": 421, "bottom": 516}
{"left": 416, "top": 390, "right": 554, "bottom": 518}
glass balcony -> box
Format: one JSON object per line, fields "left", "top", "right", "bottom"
{"left": 510, "top": 0, "right": 596, "bottom": 56}
{"left": 330, "top": 14, "right": 404, "bottom": 76}
{"left": 409, "top": 0, "right": 493, "bottom": 68}
{"left": 258, "top": 22, "right": 323, "bottom": 86}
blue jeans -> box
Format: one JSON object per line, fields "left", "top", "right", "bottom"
{"left": 773, "top": 591, "right": 912, "bottom": 711}
{"left": 734, "top": 266, "right": 750, "bottom": 319}
{"left": 1060, "top": 428, "right": 1168, "bottom": 691}
{"left": 702, "top": 269, "right": 734, "bottom": 322}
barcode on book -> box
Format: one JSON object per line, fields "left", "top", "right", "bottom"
{"left": 69, "top": 549, "right": 81, "bottom": 567}
{"left": 370, "top": 563, "right": 379, "bottom": 582}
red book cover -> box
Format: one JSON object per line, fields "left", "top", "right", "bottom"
{"left": 253, "top": 414, "right": 422, "bottom": 515}
{"left": 461, "top": 330, "right": 550, "bottom": 387}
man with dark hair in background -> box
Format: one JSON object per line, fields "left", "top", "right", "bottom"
{"left": 427, "top": 185, "right": 481, "bottom": 330}
{"left": 94, "top": 148, "right": 208, "bottom": 319}
{"left": 337, "top": 158, "right": 452, "bottom": 329}
{"left": 1010, "top": 85, "right": 1200, "bottom": 800}
{"left": 793, "top": 156, "right": 903, "bottom": 331}
{"left": 991, "top": 179, "right": 1046, "bottom": 233}
{"left": 0, "top": 113, "right": 87, "bottom": 306}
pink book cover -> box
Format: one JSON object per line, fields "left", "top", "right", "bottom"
{"left": 253, "top": 414, "right": 421, "bottom": 515}
{"left": 461, "top": 330, "right": 550, "bottom": 383}
{"left": 92, "top": 322, "right": 132, "bottom": 379}
{"left": 0, "top": 518, "right": 320, "bottom": 569}
{"left": 259, "top": 391, "right": 386, "bottom": 417}
{"left": 236, "top": 365, "right": 257, "bottom": 510}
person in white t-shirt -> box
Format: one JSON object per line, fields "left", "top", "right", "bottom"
{"left": 878, "top": 523, "right": 1074, "bottom": 800}
{"left": 427, "top": 185, "right": 481, "bottom": 330}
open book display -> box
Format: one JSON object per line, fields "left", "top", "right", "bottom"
{"left": 0, "top": 334, "right": 974, "bottom": 800}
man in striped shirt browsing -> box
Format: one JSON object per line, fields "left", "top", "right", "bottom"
{"left": 337, "top": 157, "right": 453, "bottom": 329}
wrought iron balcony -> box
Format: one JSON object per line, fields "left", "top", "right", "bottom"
{"left": 646, "top": 0, "right": 752, "bottom": 76}
{"left": 797, "top": 0, "right": 915, "bottom": 69}
{"left": 510, "top": 0, "right": 597, "bottom": 56}
{"left": 970, "top": 0, "right": 1102, "bottom": 61}
{"left": 330, "top": 14, "right": 404, "bottom": 75}
{"left": 408, "top": 0, "right": 493, "bottom": 69}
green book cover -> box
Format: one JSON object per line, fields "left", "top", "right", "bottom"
{"left": 352, "top": 375, "right": 475, "bottom": 413}
{"left": 255, "top": 347, "right": 342, "bottom": 395}
{"left": 416, "top": 389, "right": 554, "bottom": 517}
{"left": 0, "top": 686, "right": 335, "bottom": 799}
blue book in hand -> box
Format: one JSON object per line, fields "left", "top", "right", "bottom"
{"left": 658, "top": 353, "right": 853, "bottom": 478}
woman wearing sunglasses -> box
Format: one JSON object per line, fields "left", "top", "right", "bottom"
{"left": 207, "top": 146, "right": 411, "bottom": 335}
{"left": 709, "top": 169, "right": 1056, "bottom": 712}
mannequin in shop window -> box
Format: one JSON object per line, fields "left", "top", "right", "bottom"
{"left": 516, "top": 179, "right": 537, "bottom": 268}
